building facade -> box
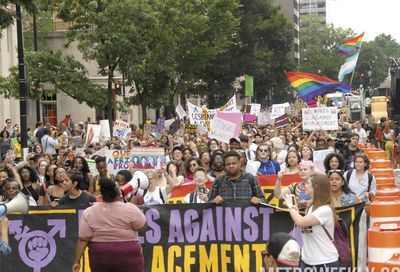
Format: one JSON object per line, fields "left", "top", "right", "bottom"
{"left": 273, "top": 0, "right": 300, "bottom": 66}
{"left": 299, "top": 0, "right": 326, "bottom": 23}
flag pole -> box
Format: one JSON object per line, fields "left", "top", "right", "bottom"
{"left": 348, "top": 37, "right": 364, "bottom": 86}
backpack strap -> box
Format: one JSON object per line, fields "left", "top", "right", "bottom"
{"left": 367, "top": 173, "right": 373, "bottom": 192}
{"left": 246, "top": 173, "right": 257, "bottom": 196}
{"left": 159, "top": 187, "right": 165, "bottom": 204}
{"left": 189, "top": 191, "right": 196, "bottom": 203}
{"left": 346, "top": 169, "right": 353, "bottom": 182}
{"left": 142, "top": 189, "right": 147, "bottom": 197}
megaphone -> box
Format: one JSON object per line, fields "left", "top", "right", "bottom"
{"left": 120, "top": 170, "right": 150, "bottom": 196}
{"left": 0, "top": 192, "right": 29, "bottom": 216}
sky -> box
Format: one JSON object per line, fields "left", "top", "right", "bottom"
{"left": 326, "top": 0, "right": 400, "bottom": 42}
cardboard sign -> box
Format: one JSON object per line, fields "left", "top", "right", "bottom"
{"left": 270, "top": 103, "right": 289, "bottom": 119}
{"left": 250, "top": 103, "right": 261, "bottom": 116}
{"left": 113, "top": 119, "right": 131, "bottom": 138}
{"left": 99, "top": 120, "right": 111, "bottom": 139}
{"left": 175, "top": 104, "right": 187, "bottom": 119}
{"left": 243, "top": 114, "right": 256, "bottom": 122}
{"left": 209, "top": 117, "right": 236, "bottom": 144}
{"left": 275, "top": 114, "right": 289, "bottom": 128}
{"left": 85, "top": 124, "right": 101, "bottom": 145}
{"left": 302, "top": 107, "right": 338, "bottom": 131}
{"left": 185, "top": 124, "right": 197, "bottom": 135}
{"left": 216, "top": 111, "right": 241, "bottom": 137}
{"left": 257, "top": 112, "right": 273, "bottom": 126}
{"left": 143, "top": 124, "right": 157, "bottom": 139}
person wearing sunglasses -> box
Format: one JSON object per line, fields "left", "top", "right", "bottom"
{"left": 262, "top": 232, "right": 300, "bottom": 271}
{"left": 256, "top": 144, "right": 280, "bottom": 175}
{"left": 183, "top": 157, "right": 202, "bottom": 184}
{"left": 328, "top": 169, "right": 359, "bottom": 208}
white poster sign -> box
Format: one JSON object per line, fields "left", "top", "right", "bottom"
{"left": 100, "top": 120, "right": 111, "bottom": 139}
{"left": 85, "top": 124, "right": 102, "bottom": 145}
{"left": 175, "top": 104, "right": 187, "bottom": 119}
{"left": 270, "top": 103, "right": 289, "bottom": 119}
{"left": 113, "top": 119, "right": 131, "bottom": 138}
{"left": 209, "top": 117, "right": 236, "bottom": 144}
{"left": 257, "top": 112, "right": 273, "bottom": 126}
{"left": 250, "top": 103, "right": 261, "bottom": 116}
{"left": 302, "top": 107, "right": 339, "bottom": 131}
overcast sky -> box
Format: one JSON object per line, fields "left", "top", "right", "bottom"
{"left": 326, "top": 0, "right": 400, "bottom": 42}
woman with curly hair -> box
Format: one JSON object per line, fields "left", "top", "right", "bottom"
{"left": 18, "top": 165, "right": 40, "bottom": 203}
{"left": 323, "top": 153, "right": 345, "bottom": 174}
{"left": 72, "top": 156, "right": 94, "bottom": 193}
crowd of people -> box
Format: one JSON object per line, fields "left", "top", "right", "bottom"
{"left": 0, "top": 113, "right": 398, "bottom": 271}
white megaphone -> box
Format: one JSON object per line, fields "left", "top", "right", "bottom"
{"left": 120, "top": 170, "right": 150, "bottom": 196}
{"left": 0, "top": 192, "right": 29, "bottom": 216}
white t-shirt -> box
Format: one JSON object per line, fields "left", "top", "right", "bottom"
{"left": 346, "top": 170, "right": 376, "bottom": 197}
{"left": 353, "top": 128, "right": 367, "bottom": 144}
{"left": 140, "top": 186, "right": 168, "bottom": 205}
{"left": 301, "top": 205, "right": 338, "bottom": 265}
{"left": 184, "top": 190, "right": 208, "bottom": 204}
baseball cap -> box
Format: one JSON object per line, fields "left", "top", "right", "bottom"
{"left": 229, "top": 137, "right": 241, "bottom": 144}
{"left": 263, "top": 232, "right": 300, "bottom": 267}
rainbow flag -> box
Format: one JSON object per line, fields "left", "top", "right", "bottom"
{"left": 339, "top": 32, "right": 364, "bottom": 55}
{"left": 285, "top": 71, "right": 351, "bottom": 102}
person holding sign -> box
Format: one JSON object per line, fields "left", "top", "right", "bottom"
{"left": 208, "top": 150, "right": 265, "bottom": 204}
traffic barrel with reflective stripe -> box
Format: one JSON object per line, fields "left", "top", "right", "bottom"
{"left": 376, "top": 184, "right": 400, "bottom": 197}
{"left": 370, "top": 196, "right": 400, "bottom": 225}
{"left": 368, "top": 150, "right": 389, "bottom": 160}
{"left": 371, "top": 159, "right": 393, "bottom": 169}
{"left": 376, "top": 177, "right": 396, "bottom": 186}
{"left": 368, "top": 221, "right": 400, "bottom": 271}
{"left": 370, "top": 168, "right": 394, "bottom": 178}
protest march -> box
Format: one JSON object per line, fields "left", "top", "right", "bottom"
{"left": 1, "top": 3, "right": 400, "bottom": 271}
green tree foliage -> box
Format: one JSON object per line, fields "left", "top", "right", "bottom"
{"left": 0, "top": 0, "right": 37, "bottom": 34}
{"left": 300, "top": 15, "right": 355, "bottom": 80}
{"left": 0, "top": 51, "right": 107, "bottom": 107}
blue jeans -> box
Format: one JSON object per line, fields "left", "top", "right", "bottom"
{"left": 301, "top": 259, "right": 339, "bottom": 272}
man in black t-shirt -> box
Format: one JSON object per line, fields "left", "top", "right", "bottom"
{"left": 58, "top": 171, "right": 96, "bottom": 205}
{"left": 342, "top": 133, "right": 360, "bottom": 170}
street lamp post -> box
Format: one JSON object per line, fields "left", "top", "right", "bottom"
{"left": 16, "top": 4, "right": 28, "bottom": 150}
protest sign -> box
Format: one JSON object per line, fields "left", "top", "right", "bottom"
{"left": 216, "top": 111, "right": 241, "bottom": 137}
{"left": 250, "top": 103, "right": 261, "bottom": 116}
{"left": 243, "top": 114, "right": 256, "bottom": 122}
{"left": 209, "top": 117, "right": 236, "bottom": 144}
{"left": 257, "top": 111, "right": 273, "bottom": 126}
{"left": 143, "top": 124, "right": 157, "bottom": 139}
{"left": 275, "top": 114, "right": 289, "bottom": 128}
{"left": 270, "top": 103, "right": 289, "bottom": 119}
{"left": 184, "top": 124, "right": 197, "bottom": 135}
{"left": 156, "top": 117, "right": 165, "bottom": 132}
{"left": 175, "top": 104, "right": 187, "bottom": 119}
{"left": 164, "top": 118, "right": 175, "bottom": 128}
{"left": 105, "top": 148, "right": 164, "bottom": 174}
{"left": 85, "top": 124, "right": 101, "bottom": 145}
{"left": 99, "top": 120, "right": 111, "bottom": 139}
{"left": 169, "top": 120, "right": 181, "bottom": 135}
{"left": 4, "top": 193, "right": 363, "bottom": 271}
{"left": 302, "top": 107, "right": 338, "bottom": 131}
{"left": 187, "top": 95, "right": 237, "bottom": 128}
{"left": 86, "top": 159, "right": 99, "bottom": 177}
{"left": 113, "top": 119, "right": 131, "bottom": 138}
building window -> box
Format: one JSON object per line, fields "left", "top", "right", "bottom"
{"left": 42, "top": 103, "right": 57, "bottom": 126}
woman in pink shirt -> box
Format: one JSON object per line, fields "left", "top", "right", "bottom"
{"left": 72, "top": 177, "right": 147, "bottom": 272}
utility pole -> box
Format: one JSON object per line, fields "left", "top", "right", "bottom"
{"left": 33, "top": 12, "right": 41, "bottom": 122}
{"left": 16, "top": 4, "right": 28, "bottom": 149}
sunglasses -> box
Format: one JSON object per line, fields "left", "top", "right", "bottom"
{"left": 258, "top": 149, "right": 269, "bottom": 153}
{"left": 328, "top": 169, "right": 343, "bottom": 174}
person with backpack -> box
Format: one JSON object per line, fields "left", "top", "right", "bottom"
{"left": 345, "top": 153, "right": 376, "bottom": 202}
{"left": 283, "top": 173, "right": 339, "bottom": 270}
{"left": 208, "top": 150, "right": 265, "bottom": 204}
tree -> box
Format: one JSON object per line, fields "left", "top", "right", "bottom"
{"left": 0, "top": 50, "right": 107, "bottom": 107}
{"left": 0, "top": 0, "right": 37, "bottom": 34}
{"left": 300, "top": 15, "right": 356, "bottom": 80}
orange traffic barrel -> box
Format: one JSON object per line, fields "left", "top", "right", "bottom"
{"left": 376, "top": 184, "right": 400, "bottom": 197}
{"left": 370, "top": 196, "right": 400, "bottom": 225}
{"left": 370, "top": 168, "right": 394, "bottom": 178}
{"left": 368, "top": 222, "right": 400, "bottom": 270}
{"left": 369, "top": 253, "right": 400, "bottom": 272}
{"left": 370, "top": 159, "right": 392, "bottom": 169}
{"left": 376, "top": 177, "right": 396, "bottom": 186}
{"left": 361, "top": 146, "right": 378, "bottom": 153}
{"left": 368, "top": 151, "right": 388, "bottom": 160}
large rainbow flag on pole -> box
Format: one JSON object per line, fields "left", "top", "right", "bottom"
{"left": 339, "top": 32, "right": 364, "bottom": 55}
{"left": 285, "top": 71, "right": 351, "bottom": 102}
